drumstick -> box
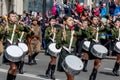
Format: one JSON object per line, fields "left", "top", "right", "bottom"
{"left": 69, "top": 30, "right": 75, "bottom": 51}
{"left": 18, "top": 32, "right": 24, "bottom": 42}
{"left": 118, "top": 28, "right": 120, "bottom": 41}
{"left": 7, "top": 24, "right": 16, "bottom": 44}
{"left": 95, "top": 27, "right": 99, "bottom": 41}
{"left": 52, "top": 28, "right": 56, "bottom": 42}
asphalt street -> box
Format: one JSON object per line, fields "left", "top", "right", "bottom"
{"left": 0, "top": 50, "right": 120, "bottom": 80}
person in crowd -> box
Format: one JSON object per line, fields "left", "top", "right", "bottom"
{"left": 27, "top": 18, "right": 42, "bottom": 65}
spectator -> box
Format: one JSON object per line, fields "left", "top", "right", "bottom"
{"left": 100, "top": 3, "right": 107, "bottom": 17}
{"left": 109, "top": 0, "right": 116, "bottom": 16}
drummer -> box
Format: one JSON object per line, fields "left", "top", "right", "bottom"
{"left": 44, "top": 16, "right": 62, "bottom": 79}
{"left": 57, "top": 15, "right": 82, "bottom": 80}
{"left": 87, "top": 16, "right": 110, "bottom": 80}
{"left": 17, "top": 20, "right": 33, "bottom": 74}
{"left": 4, "top": 12, "right": 33, "bottom": 80}
{"left": 76, "top": 19, "right": 90, "bottom": 72}
{"left": 111, "top": 18, "right": 120, "bottom": 76}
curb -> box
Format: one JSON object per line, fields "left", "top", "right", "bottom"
{"left": 104, "top": 56, "right": 116, "bottom": 60}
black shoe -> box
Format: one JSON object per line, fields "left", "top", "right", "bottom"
{"left": 83, "top": 69, "right": 88, "bottom": 72}
{"left": 82, "top": 60, "right": 88, "bottom": 72}
{"left": 89, "top": 68, "right": 97, "bottom": 80}
{"left": 28, "top": 56, "right": 32, "bottom": 65}
{"left": 51, "top": 65, "right": 56, "bottom": 80}
{"left": 19, "top": 61, "right": 24, "bottom": 74}
{"left": 51, "top": 75, "right": 55, "bottom": 80}
{"left": 112, "top": 62, "right": 120, "bottom": 76}
{"left": 32, "top": 59, "right": 37, "bottom": 65}
{"left": 112, "top": 70, "right": 119, "bottom": 76}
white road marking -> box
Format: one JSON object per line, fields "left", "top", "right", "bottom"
{"left": 104, "top": 68, "right": 120, "bottom": 71}
{"left": 0, "top": 68, "right": 60, "bottom": 80}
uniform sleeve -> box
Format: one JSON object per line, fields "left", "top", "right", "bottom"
{"left": 44, "top": 27, "right": 52, "bottom": 40}
{"left": 55, "top": 28, "right": 63, "bottom": 49}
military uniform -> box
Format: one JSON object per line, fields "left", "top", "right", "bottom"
{"left": 3, "top": 22, "right": 27, "bottom": 63}
{"left": 57, "top": 26, "right": 80, "bottom": 72}
{"left": 111, "top": 27, "right": 120, "bottom": 55}
{"left": 27, "top": 23, "right": 42, "bottom": 64}
{"left": 0, "top": 24, "right": 4, "bottom": 55}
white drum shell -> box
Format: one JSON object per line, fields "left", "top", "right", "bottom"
{"left": 114, "top": 42, "right": 120, "bottom": 53}
{"left": 62, "top": 55, "right": 83, "bottom": 75}
{"left": 5, "top": 45, "right": 23, "bottom": 62}
{"left": 91, "top": 44, "right": 108, "bottom": 58}
{"left": 48, "top": 43, "right": 61, "bottom": 57}
{"left": 82, "top": 41, "right": 90, "bottom": 51}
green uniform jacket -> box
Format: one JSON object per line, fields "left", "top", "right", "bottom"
{"left": 5, "top": 22, "right": 33, "bottom": 43}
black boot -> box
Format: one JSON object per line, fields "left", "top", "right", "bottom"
{"left": 51, "top": 65, "right": 56, "bottom": 80}
{"left": 112, "top": 62, "right": 120, "bottom": 76}
{"left": 6, "top": 73, "right": 16, "bottom": 80}
{"left": 45, "top": 63, "right": 52, "bottom": 78}
{"left": 89, "top": 68, "right": 98, "bottom": 80}
{"left": 19, "top": 61, "right": 24, "bottom": 74}
{"left": 82, "top": 60, "right": 88, "bottom": 72}
{"left": 28, "top": 55, "right": 32, "bottom": 65}
{"left": 32, "top": 53, "right": 38, "bottom": 64}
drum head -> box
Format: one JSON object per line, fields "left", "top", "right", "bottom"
{"left": 82, "top": 41, "right": 90, "bottom": 51}
{"left": 84, "top": 41, "right": 90, "bottom": 48}
{"left": 48, "top": 43, "right": 61, "bottom": 53}
{"left": 18, "top": 43, "right": 28, "bottom": 52}
{"left": 6, "top": 45, "right": 23, "bottom": 57}
{"left": 116, "top": 42, "right": 120, "bottom": 49}
{"left": 93, "top": 44, "right": 108, "bottom": 54}
{"left": 65, "top": 55, "right": 83, "bottom": 71}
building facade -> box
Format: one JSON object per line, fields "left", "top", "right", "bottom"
{"left": 0, "top": 0, "right": 23, "bottom": 15}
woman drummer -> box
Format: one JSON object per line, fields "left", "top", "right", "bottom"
{"left": 88, "top": 16, "right": 110, "bottom": 80}
{"left": 76, "top": 19, "right": 91, "bottom": 72}
{"left": 4, "top": 12, "right": 33, "bottom": 80}
{"left": 44, "top": 16, "right": 62, "bottom": 79}
{"left": 111, "top": 18, "right": 120, "bottom": 76}
{"left": 57, "top": 15, "right": 82, "bottom": 80}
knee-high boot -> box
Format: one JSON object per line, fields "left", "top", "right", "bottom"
{"left": 28, "top": 55, "right": 32, "bottom": 65}
{"left": 89, "top": 68, "right": 98, "bottom": 80}
{"left": 6, "top": 73, "right": 16, "bottom": 80}
{"left": 112, "top": 62, "right": 120, "bottom": 76}
{"left": 51, "top": 65, "right": 56, "bottom": 80}
{"left": 19, "top": 61, "right": 24, "bottom": 74}
{"left": 82, "top": 59, "right": 88, "bottom": 72}
{"left": 32, "top": 53, "right": 39, "bottom": 64}
{"left": 45, "top": 63, "right": 52, "bottom": 78}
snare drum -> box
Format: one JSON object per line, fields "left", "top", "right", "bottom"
{"left": 82, "top": 41, "right": 90, "bottom": 51}
{"left": 62, "top": 55, "right": 83, "bottom": 75}
{"left": 5, "top": 45, "right": 23, "bottom": 62}
{"left": 114, "top": 42, "right": 120, "bottom": 53}
{"left": 90, "top": 44, "right": 108, "bottom": 58}
{"left": 48, "top": 43, "right": 61, "bottom": 57}
{"left": 18, "top": 43, "right": 28, "bottom": 53}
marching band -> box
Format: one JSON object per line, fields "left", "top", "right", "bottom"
{"left": 0, "top": 5, "right": 120, "bottom": 80}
